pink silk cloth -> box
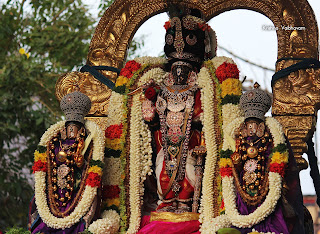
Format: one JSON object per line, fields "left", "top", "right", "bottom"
{"left": 138, "top": 215, "right": 200, "bottom": 234}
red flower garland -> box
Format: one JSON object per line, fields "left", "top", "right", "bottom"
{"left": 32, "top": 160, "right": 47, "bottom": 173}
{"left": 119, "top": 69, "right": 132, "bottom": 78}
{"left": 220, "top": 167, "right": 233, "bottom": 177}
{"left": 220, "top": 199, "right": 225, "bottom": 210}
{"left": 119, "top": 60, "right": 141, "bottom": 79}
{"left": 164, "top": 21, "right": 171, "bottom": 30}
{"left": 144, "top": 86, "right": 157, "bottom": 101}
{"left": 102, "top": 185, "right": 120, "bottom": 199}
{"left": 215, "top": 62, "right": 239, "bottom": 83}
{"left": 269, "top": 162, "right": 286, "bottom": 178}
{"left": 105, "top": 124, "right": 123, "bottom": 139}
{"left": 86, "top": 172, "right": 101, "bottom": 187}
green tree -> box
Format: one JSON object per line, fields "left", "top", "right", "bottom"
{"left": 0, "top": 0, "right": 145, "bottom": 230}
{"left": 0, "top": 0, "right": 95, "bottom": 230}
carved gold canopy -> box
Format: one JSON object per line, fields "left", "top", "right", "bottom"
{"left": 56, "top": 0, "right": 319, "bottom": 169}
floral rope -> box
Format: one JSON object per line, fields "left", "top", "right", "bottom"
{"left": 197, "top": 66, "right": 219, "bottom": 227}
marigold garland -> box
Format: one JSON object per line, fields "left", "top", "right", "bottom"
{"left": 88, "top": 165, "right": 103, "bottom": 176}
{"left": 220, "top": 78, "right": 242, "bottom": 98}
{"left": 219, "top": 158, "right": 233, "bottom": 168}
{"left": 115, "top": 76, "right": 129, "bottom": 87}
{"left": 270, "top": 151, "right": 289, "bottom": 164}
{"left": 269, "top": 163, "right": 286, "bottom": 177}
{"left": 106, "top": 198, "right": 121, "bottom": 207}
{"left": 119, "top": 60, "right": 141, "bottom": 78}
{"left": 106, "top": 138, "right": 122, "bottom": 150}
{"left": 220, "top": 167, "right": 233, "bottom": 177}
{"left": 34, "top": 150, "right": 46, "bottom": 162}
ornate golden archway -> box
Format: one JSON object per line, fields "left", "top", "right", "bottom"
{"left": 56, "top": 0, "right": 320, "bottom": 169}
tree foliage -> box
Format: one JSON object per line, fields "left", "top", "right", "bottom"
{"left": 0, "top": 0, "right": 95, "bottom": 230}
{"left": 0, "top": 0, "right": 145, "bottom": 230}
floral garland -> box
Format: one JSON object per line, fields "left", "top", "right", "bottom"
{"left": 199, "top": 56, "right": 241, "bottom": 233}
{"left": 33, "top": 120, "right": 105, "bottom": 229}
{"left": 105, "top": 58, "right": 164, "bottom": 232}
{"left": 219, "top": 117, "right": 288, "bottom": 228}
{"left": 200, "top": 214, "right": 231, "bottom": 234}
{"left": 126, "top": 62, "right": 165, "bottom": 233}
{"left": 197, "top": 64, "right": 220, "bottom": 226}
{"left": 88, "top": 210, "right": 120, "bottom": 234}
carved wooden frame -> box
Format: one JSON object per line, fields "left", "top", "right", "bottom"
{"left": 56, "top": 0, "right": 319, "bottom": 169}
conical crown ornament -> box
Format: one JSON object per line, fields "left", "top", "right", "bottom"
{"left": 60, "top": 91, "right": 91, "bottom": 124}
{"left": 239, "top": 83, "right": 272, "bottom": 121}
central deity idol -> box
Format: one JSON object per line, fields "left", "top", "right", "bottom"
{"left": 141, "top": 7, "right": 215, "bottom": 214}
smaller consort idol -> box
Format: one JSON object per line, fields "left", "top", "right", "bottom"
{"left": 28, "top": 91, "right": 106, "bottom": 233}
{"left": 217, "top": 83, "right": 305, "bottom": 234}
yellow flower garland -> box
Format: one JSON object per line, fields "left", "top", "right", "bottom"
{"left": 221, "top": 78, "right": 242, "bottom": 98}
{"left": 219, "top": 158, "right": 233, "bottom": 168}
{"left": 88, "top": 165, "right": 103, "bottom": 176}
{"left": 270, "top": 151, "right": 289, "bottom": 164}
{"left": 34, "top": 151, "right": 46, "bottom": 162}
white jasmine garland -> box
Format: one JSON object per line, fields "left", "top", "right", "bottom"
{"left": 117, "top": 65, "right": 165, "bottom": 233}
{"left": 221, "top": 117, "right": 286, "bottom": 228}
{"left": 39, "top": 121, "right": 65, "bottom": 145}
{"left": 106, "top": 91, "right": 126, "bottom": 127}
{"left": 134, "top": 56, "right": 167, "bottom": 66}
{"left": 127, "top": 94, "right": 144, "bottom": 233}
{"left": 88, "top": 210, "right": 120, "bottom": 234}
{"left": 265, "top": 118, "right": 285, "bottom": 145}
{"left": 211, "top": 56, "right": 236, "bottom": 69}
{"left": 35, "top": 120, "right": 105, "bottom": 229}
{"left": 200, "top": 214, "right": 231, "bottom": 234}
{"left": 138, "top": 67, "right": 166, "bottom": 86}
{"left": 222, "top": 173, "right": 282, "bottom": 228}
{"left": 222, "top": 104, "right": 243, "bottom": 130}
{"left": 222, "top": 117, "right": 245, "bottom": 152}
{"left": 197, "top": 66, "right": 219, "bottom": 228}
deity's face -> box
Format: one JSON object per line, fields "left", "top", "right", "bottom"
{"left": 164, "top": 9, "right": 206, "bottom": 71}
{"left": 246, "top": 120, "right": 259, "bottom": 137}
{"left": 66, "top": 122, "right": 82, "bottom": 139}
{"left": 171, "top": 62, "right": 193, "bottom": 85}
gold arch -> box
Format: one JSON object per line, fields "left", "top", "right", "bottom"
{"left": 88, "top": 0, "right": 318, "bottom": 68}
{"left": 56, "top": 0, "right": 320, "bottom": 169}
